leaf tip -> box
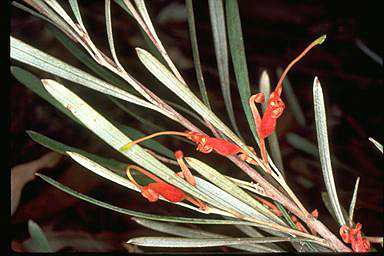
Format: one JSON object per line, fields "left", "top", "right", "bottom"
{"left": 316, "top": 34, "right": 327, "bottom": 45}
{"left": 313, "top": 76, "right": 321, "bottom": 90}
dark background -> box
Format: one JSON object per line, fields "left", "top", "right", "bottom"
{"left": 10, "top": 0, "right": 382, "bottom": 252}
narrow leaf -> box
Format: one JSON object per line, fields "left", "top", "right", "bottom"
{"left": 348, "top": 177, "right": 360, "bottom": 226}
{"left": 135, "top": 47, "right": 262, "bottom": 166}
{"left": 40, "top": 78, "right": 230, "bottom": 211}
{"left": 286, "top": 132, "right": 318, "bottom": 156}
{"left": 132, "top": 218, "right": 283, "bottom": 252}
{"left": 68, "top": 0, "right": 84, "bottom": 28}
{"left": 27, "top": 219, "right": 53, "bottom": 252}
{"left": 66, "top": 151, "right": 137, "bottom": 191}
{"left": 27, "top": 130, "right": 126, "bottom": 172}
{"left": 226, "top": 0, "right": 258, "bottom": 143}
{"left": 321, "top": 192, "right": 349, "bottom": 225}
{"left": 127, "top": 236, "right": 314, "bottom": 248}
{"left": 11, "top": 66, "right": 80, "bottom": 124}
{"left": 286, "top": 132, "right": 360, "bottom": 176}
{"left": 186, "top": 157, "right": 285, "bottom": 225}
{"left": 34, "top": 173, "right": 285, "bottom": 229}
{"left": 132, "top": 0, "right": 186, "bottom": 83}
{"left": 185, "top": 0, "right": 211, "bottom": 108}
{"left": 10, "top": 37, "right": 161, "bottom": 113}
{"left": 368, "top": 137, "right": 383, "bottom": 154}
{"left": 36, "top": 174, "right": 327, "bottom": 246}
{"left": 355, "top": 39, "right": 383, "bottom": 66}
{"left": 46, "top": 24, "right": 129, "bottom": 89}
{"left": 313, "top": 77, "right": 346, "bottom": 226}
{"left": 105, "top": 0, "right": 123, "bottom": 69}
{"left": 276, "top": 67, "right": 306, "bottom": 127}
{"left": 108, "top": 96, "right": 164, "bottom": 133}
{"left": 208, "top": 0, "right": 242, "bottom": 138}
{"left": 193, "top": 177, "right": 274, "bottom": 222}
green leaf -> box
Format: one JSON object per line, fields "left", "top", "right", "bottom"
{"left": 36, "top": 172, "right": 327, "bottom": 247}
{"left": 321, "top": 192, "right": 349, "bottom": 225}
{"left": 11, "top": 66, "right": 80, "bottom": 124}
{"left": 286, "top": 132, "right": 360, "bottom": 176}
{"left": 40, "top": 78, "right": 231, "bottom": 211}
{"left": 185, "top": 0, "right": 211, "bottom": 108}
{"left": 132, "top": 0, "right": 185, "bottom": 83}
{"left": 27, "top": 130, "right": 126, "bottom": 172}
{"left": 34, "top": 173, "right": 280, "bottom": 228}
{"left": 135, "top": 47, "right": 262, "bottom": 166}
{"left": 108, "top": 96, "right": 164, "bottom": 133}
{"left": 132, "top": 218, "right": 284, "bottom": 252}
{"left": 208, "top": 0, "right": 242, "bottom": 138}
{"left": 348, "top": 177, "right": 360, "bottom": 226}
{"left": 68, "top": 0, "right": 84, "bottom": 28}
{"left": 276, "top": 67, "right": 306, "bottom": 127}
{"left": 185, "top": 157, "right": 285, "bottom": 225}
{"left": 10, "top": 37, "right": 159, "bottom": 112}
{"left": 27, "top": 219, "right": 53, "bottom": 252}
{"left": 127, "top": 236, "right": 315, "bottom": 248}
{"left": 66, "top": 151, "right": 137, "bottom": 191}
{"left": 105, "top": 0, "right": 123, "bottom": 69}
{"left": 46, "top": 24, "right": 128, "bottom": 89}
{"left": 275, "top": 204, "right": 320, "bottom": 252}
{"left": 225, "top": 0, "right": 258, "bottom": 143}
{"left": 313, "top": 77, "right": 346, "bottom": 226}
{"left": 368, "top": 137, "right": 383, "bottom": 154}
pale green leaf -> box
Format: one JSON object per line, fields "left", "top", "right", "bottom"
{"left": 321, "top": 192, "right": 349, "bottom": 225}
{"left": 46, "top": 24, "right": 128, "bottom": 89}
{"left": 36, "top": 173, "right": 326, "bottom": 246}
{"left": 10, "top": 37, "right": 160, "bottom": 113}
{"left": 127, "top": 236, "right": 315, "bottom": 248}
{"left": 186, "top": 157, "right": 285, "bottom": 225}
{"left": 348, "top": 177, "right": 360, "bottom": 226}
{"left": 66, "top": 151, "right": 137, "bottom": 191}
{"left": 27, "top": 130, "right": 126, "bottom": 172}
{"left": 34, "top": 173, "right": 284, "bottom": 229}
{"left": 11, "top": 66, "right": 80, "bottom": 124}
{"left": 68, "top": 0, "right": 84, "bottom": 28}
{"left": 105, "top": 0, "right": 122, "bottom": 68}
{"left": 133, "top": 0, "right": 185, "bottom": 83}
{"left": 27, "top": 219, "right": 53, "bottom": 252}
{"left": 135, "top": 47, "right": 262, "bottom": 166}
{"left": 208, "top": 0, "right": 242, "bottom": 138}
{"left": 40, "top": 78, "right": 233, "bottom": 212}
{"left": 276, "top": 67, "right": 306, "bottom": 127}
{"left": 313, "top": 77, "right": 346, "bottom": 226}
{"left": 368, "top": 137, "right": 383, "bottom": 154}
{"left": 132, "top": 218, "right": 284, "bottom": 252}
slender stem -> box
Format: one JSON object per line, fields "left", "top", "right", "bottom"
{"left": 126, "top": 165, "right": 143, "bottom": 189}
{"left": 120, "top": 131, "right": 190, "bottom": 150}
{"left": 275, "top": 35, "right": 326, "bottom": 95}
{"left": 126, "top": 165, "right": 164, "bottom": 185}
